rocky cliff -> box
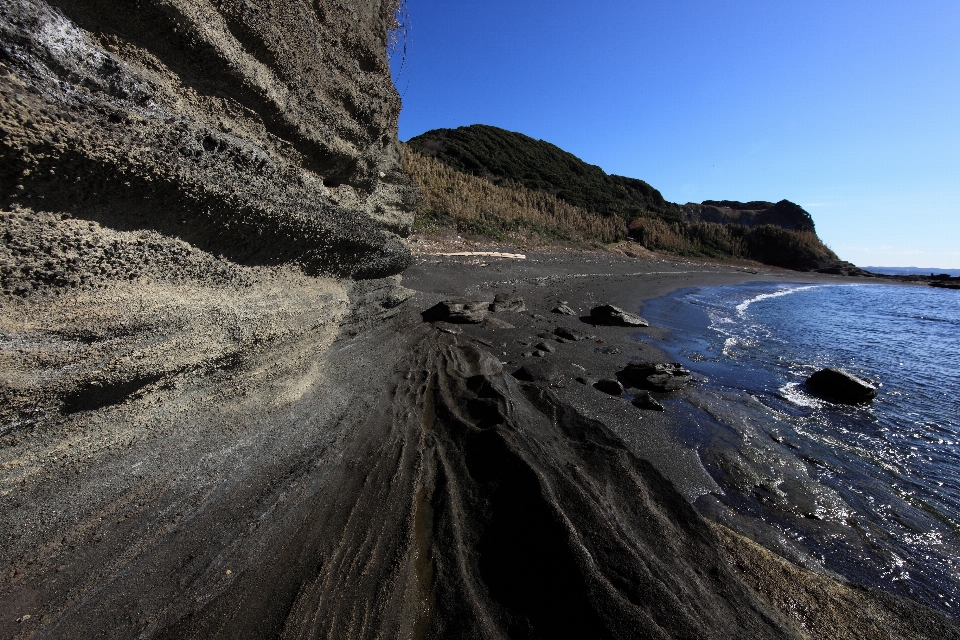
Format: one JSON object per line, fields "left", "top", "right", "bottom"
{"left": 0, "top": 0, "right": 419, "bottom": 429}
{"left": 1, "top": 0, "right": 416, "bottom": 281}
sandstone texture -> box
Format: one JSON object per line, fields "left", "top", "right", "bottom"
{"left": 1, "top": 0, "right": 416, "bottom": 281}
{"left": 0, "top": 0, "right": 416, "bottom": 427}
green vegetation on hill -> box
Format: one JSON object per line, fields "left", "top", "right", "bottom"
{"left": 405, "top": 125, "right": 848, "bottom": 271}
{"left": 407, "top": 124, "right": 681, "bottom": 222}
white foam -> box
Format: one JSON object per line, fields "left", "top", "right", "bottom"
{"left": 735, "top": 285, "right": 820, "bottom": 317}
{"left": 779, "top": 382, "right": 824, "bottom": 408}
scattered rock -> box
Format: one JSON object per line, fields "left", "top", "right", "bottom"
{"left": 553, "top": 327, "right": 597, "bottom": 342}
{"left": 491, "top": 292, "right": 526, "bottom": 312}
{"left": 590, "top": 304, "right": 649, "bottom": 327}
{"left": 805, "top": 368, "right": 877, "bottom": 404}
{"left": 594, "top": 379, "right": 624, "bottom": 396}
{"left": 533, "top": 350, "right": 547, "bottom": 358}
{"left": 521, "top": 351, "right": 534, "bottom": 358}
{"left": 535, "top": 342, "right": 556, "bottom": 353}
{"left": 552, "top": 304, "right": 577, "bottom": 316}
{"left": 632, "top": 391, "right": 665, "bottom": 411}
{"left": 423, "top": 299, "right": 490, "bottom": 323}
{"left": 620, "top": 362, "right": 691, "bottom": 392}
{"left": 482, "top": 316, "right": 516, "bottom": 329}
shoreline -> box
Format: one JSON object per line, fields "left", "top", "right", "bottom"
{"left": 405, "top": 250, "right": 960, "bottom": 625}
{"left": 3, "top": 248, "right": 958, "bottom": 638}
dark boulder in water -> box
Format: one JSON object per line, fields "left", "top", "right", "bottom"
{"left": 806, "top": 368, "right": 877, "bottom": 404}
{"left": 620, "top": 362, "right": 691, "bottom": 391}
{"left": 590, "top": 304, "right": 649, "bottom": 327}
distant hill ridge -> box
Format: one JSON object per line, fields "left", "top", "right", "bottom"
{"left": 407, "top": 125, "right": 816, "bottom": 233}
{"left": 406, "top": 124, "right": 855, "bottom": 272}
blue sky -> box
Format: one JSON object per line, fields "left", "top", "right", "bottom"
{"left": 393, "top": 0, "right": 960, "bottom": 268}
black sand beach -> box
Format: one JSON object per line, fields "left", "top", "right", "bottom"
{"left": 5, "top": 248, "right": 958, "bottom": 638}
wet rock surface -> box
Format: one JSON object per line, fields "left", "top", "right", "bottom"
{"left": 806, "top": 368, "right": 878, "bottom": 404}
{"left": 621, "top": 361, "right": 693, "bottom": 391}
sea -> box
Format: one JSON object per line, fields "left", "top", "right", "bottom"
{"left": 639, "top": 281, "right": 960, "bottom": 615}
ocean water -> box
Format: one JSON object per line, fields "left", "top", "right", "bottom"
{"left": 640, "top": 282, "right": 960, "bottom": 614}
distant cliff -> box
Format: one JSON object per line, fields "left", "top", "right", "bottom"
{"left": 407, "top": 125, "right": 855, "bottom": 272}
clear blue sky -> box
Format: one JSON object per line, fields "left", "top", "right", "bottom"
{"left": 393, "top": 0, "right": 960, "bottom": 269}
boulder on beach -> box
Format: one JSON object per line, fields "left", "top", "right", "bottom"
{"left": 806, "top": 368, "right": 877, "bottom": 404}
{"left": 553, "top": 326, "right": 597, "bottom": 342}
{"left": 423, "top": 299, "right": 490, "bottom": 323}
{"left": 590, "top": 304, "right": 649, "bottom": 327}
{"left": 620, "top": 362, "right": 691, "bottom": 392}
{"left": 491, "top": 292, "right": 526, "bottom": 312}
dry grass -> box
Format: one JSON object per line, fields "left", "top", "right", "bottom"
{"left": 402, "top": 147, "right": 626, "bottom": 246}
{"left": 404, "top": 146, "right": 837, "bottom": 269}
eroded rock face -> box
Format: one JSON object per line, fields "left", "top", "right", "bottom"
{"left": 1, "top": 0, "right": 416, "bottom": 280}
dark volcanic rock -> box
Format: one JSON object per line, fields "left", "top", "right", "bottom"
{"left": 491, "top": 292, "right": 526, "bottom": 312}
{"left": 621, "top": 362, "right": 692, "bottom": 392}
{"left": 424, "top": 299, "right": 490, "bottom": 323}
{"left": 553, "top": 326, "right": 597, "bottom": 342}
{"left": 632, "top": 391, "right": 665, "bottom": 411}
{"left": 590, "top": 304, "right": 649, "bottom": 327}
{"left": 552, "top": 304, "right": 577, "bottom": 315}
{"left": 594, "top": 379, "right": 624, "bottom": 396}
{"left": 806, "top": 368, "right": 878, "bottom": 404}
